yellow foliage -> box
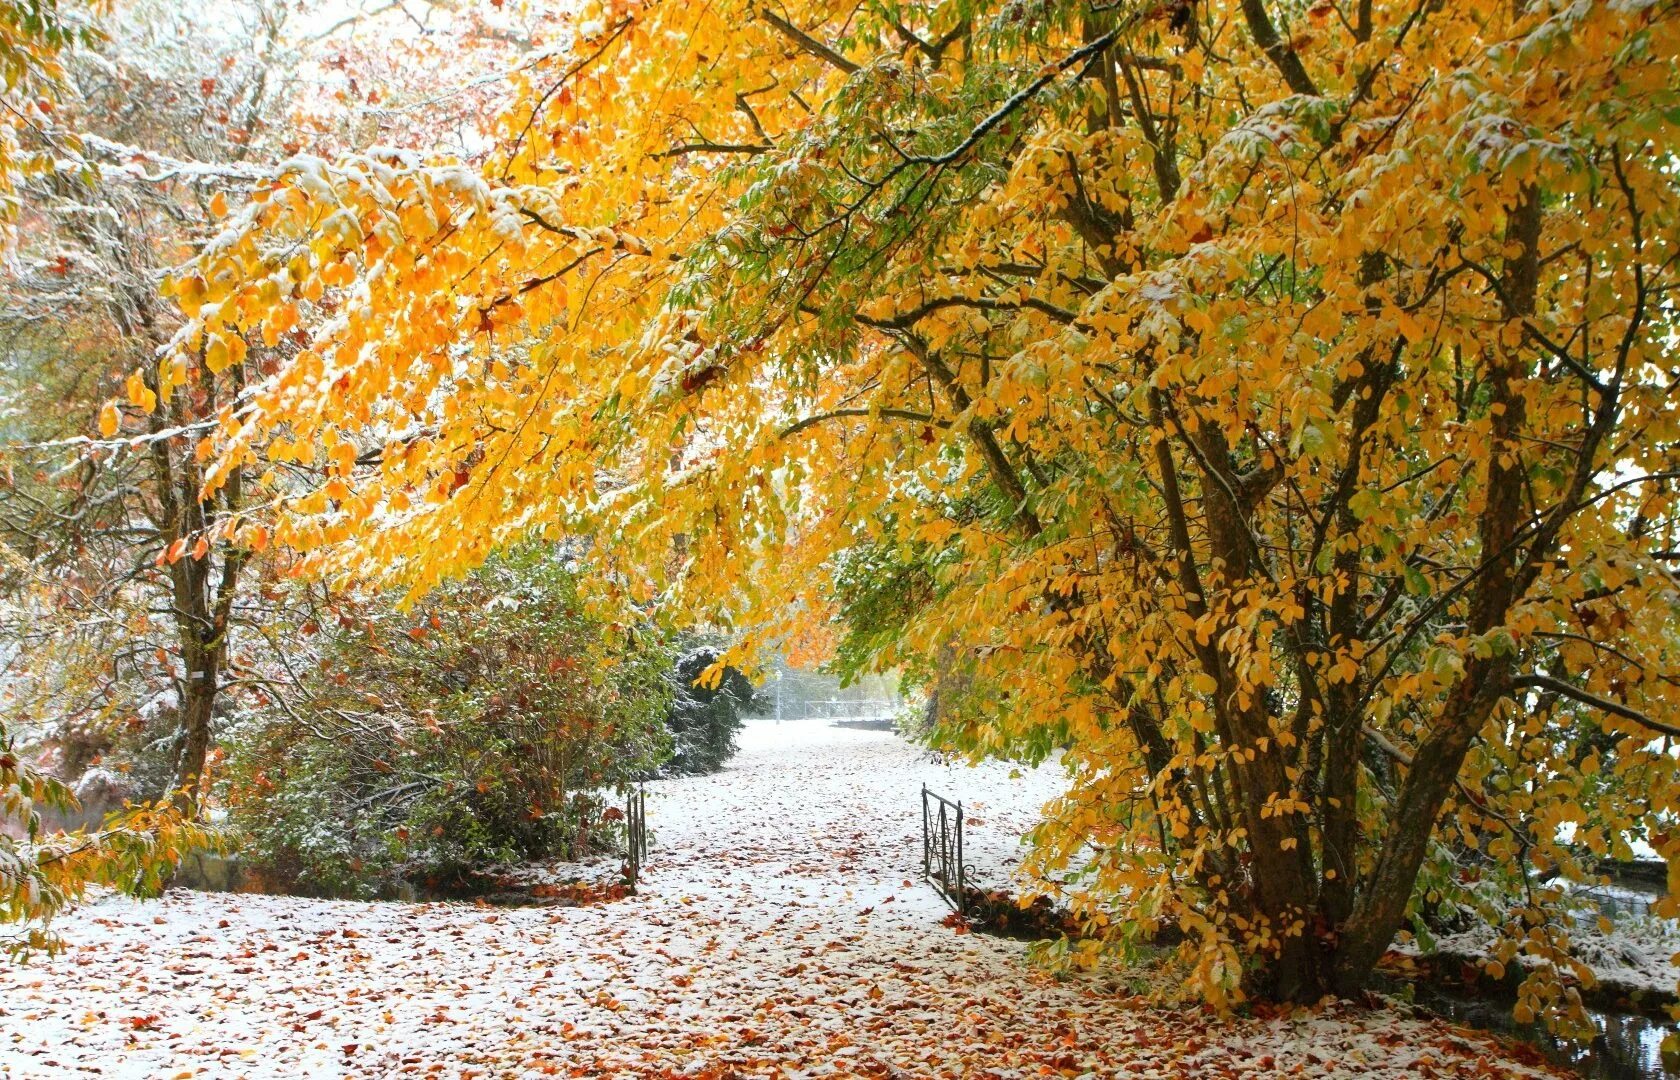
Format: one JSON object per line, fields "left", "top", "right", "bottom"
{"left": 168, "top": 0, "right": 1680, "bottom": 1011}
{"left": 1, "top": 730, "right": 218, "bottom": 957}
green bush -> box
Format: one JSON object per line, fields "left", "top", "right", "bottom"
{"left": 224, "top": 548, "right": 672, "bottom": 897}
{"left": 663, "top": 645, "right": 763, "bottom": 775}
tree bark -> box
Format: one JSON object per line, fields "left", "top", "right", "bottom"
{"left": 1330, "top": 184, "right": 1543, "bottom": 992}
{"left": 172, "top": 643, "right": 220, "bottom": 814}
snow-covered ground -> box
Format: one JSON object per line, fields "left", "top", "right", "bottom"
{"left": 1399, "top": 909, "right": 1680, "bottom": 998}
{"left": 0, "top": 719, "right": 1566, "bottom": 1078}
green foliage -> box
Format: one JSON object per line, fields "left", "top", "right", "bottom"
{"left": 663, "top": 645, "right": 762, "bottom": 776}
{"left": 830, "top": 541, "right": 941, "bottom": 689}
{"left": 225, "top": 548, "right": 672, "bottom": 897}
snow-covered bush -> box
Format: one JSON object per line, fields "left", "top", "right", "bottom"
{"left": 223, "top": 548, "right": 673, "bottom": 897}
{"left": 662, "top": 646, "right": 763, "bottom": 776}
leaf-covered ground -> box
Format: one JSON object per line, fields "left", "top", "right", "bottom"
{"left": 0, "top": 721, "right": 1564, "bottom": 1078}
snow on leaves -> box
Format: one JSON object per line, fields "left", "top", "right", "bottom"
{"left": 79, "top": 0, "right": 1680, "bottom": 1020}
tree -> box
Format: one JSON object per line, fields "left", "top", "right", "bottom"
{"left": 1, "top": 0, "right": 545, "bottom": 818}
{"left": 664, "top": 644, "right": 761, "bottom": 775}
{"left": 159, "top": 0, "right": 1679, "bottom": 1018}
{"left": 0, "top": 0, "right": 220, "bottom": 955}
{"left": 0, "top": 0, "right": 320, "bottom": 815}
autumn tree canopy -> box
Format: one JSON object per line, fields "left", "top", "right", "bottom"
{"left": 134, "top": 0, "right": 1680, "bottom": 1012}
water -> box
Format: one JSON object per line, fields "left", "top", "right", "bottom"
{"left": 1399, "top": 978, "right": 1677, "bottom": 1080}
{"left": 1382, "top": 869, "right": 1680, "bottom": 1078}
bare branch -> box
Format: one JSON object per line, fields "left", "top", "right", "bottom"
{"left": 756, "top": 8, "right": 858, "bottom": 74}
{"left": 1511, "top": 674, "right": 1680, "bottom": 740}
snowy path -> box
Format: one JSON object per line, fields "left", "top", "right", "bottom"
{"left": 0, "top": 720, "right": 1562, "bottom": 1079}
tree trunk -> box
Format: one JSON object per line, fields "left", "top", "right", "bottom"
{"left": 1329, "top": 185, "right": 1544, "bottom": 994}
{"left": 172, "top": 646, "right": 219, "bottom": 814}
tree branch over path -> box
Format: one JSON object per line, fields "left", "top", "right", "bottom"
{"left": 778, "top": 407, "right": 943, "bottom": 439}
{"left": 756, "top": 7, "right": 858, "bottom": 74}
{"left": 1512, "top": 674, "right": 1680, "bottom": 741}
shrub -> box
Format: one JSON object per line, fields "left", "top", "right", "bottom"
{"left": 224, "top": 548, "right": 671, "bottom": 897}
{"left": 662, "top": 645, "right": 762, "bottom": 776}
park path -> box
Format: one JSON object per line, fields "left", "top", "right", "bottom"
{"left": 0, "top": 720, "right": 1561, "bottom": 1079}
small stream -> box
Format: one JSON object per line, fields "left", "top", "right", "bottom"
{"left": 1395, "top": 872, "right": 1679, "bottom": 1080}
{"left": 1396, "top": 978, "right": 1677, "bottom": 1080}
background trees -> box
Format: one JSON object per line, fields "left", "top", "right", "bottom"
{"left": 168, "top": 0, "right": 1680, "bottom": 1018}
{"left": 0, "top": 0, "right": 311, "bottom": 816}
{"left": 0, "top": 0, "right": 553, "bottom": 818}
{"left": 1, "top": 0, "right": 723, "bottom": 909}
{"left": 0, "top": 0, "right": 227, "bottom": 954}
{"left": 664, "top": 644, "right": 764, "bottom": 776}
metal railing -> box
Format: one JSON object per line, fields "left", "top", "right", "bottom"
{"left": 1578, "top": 885, "right": 1657, "bottom": 922}
{"left": 778, "top": 698, "right": 899, "bottom": 721}
{"left": 625, "top": 784, "right": 648, "bottom": 892}
{"left": 922, "top": 785, "right": 970, "bottom": 914}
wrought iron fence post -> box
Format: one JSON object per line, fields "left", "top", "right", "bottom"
{"left": 920, "top": 786, "right": 970, "bottom": 916}
{"left": 627, "top": 789, "right": 637, "bottom": 893}
{"left": 625, "top": 783, "right": 647, "bottom": 893}
{"left": 940, "top": 801, "right": 951, "bottom": 897}
{"left": 921, "top": 785, "right": 930, "bottom": 879}
{"left": 955, "top": 799, "right": 965, "bottom": 915}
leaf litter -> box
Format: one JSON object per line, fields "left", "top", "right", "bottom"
{"left": 0, "top": 720, "right": 1564, "bottom": 1078}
